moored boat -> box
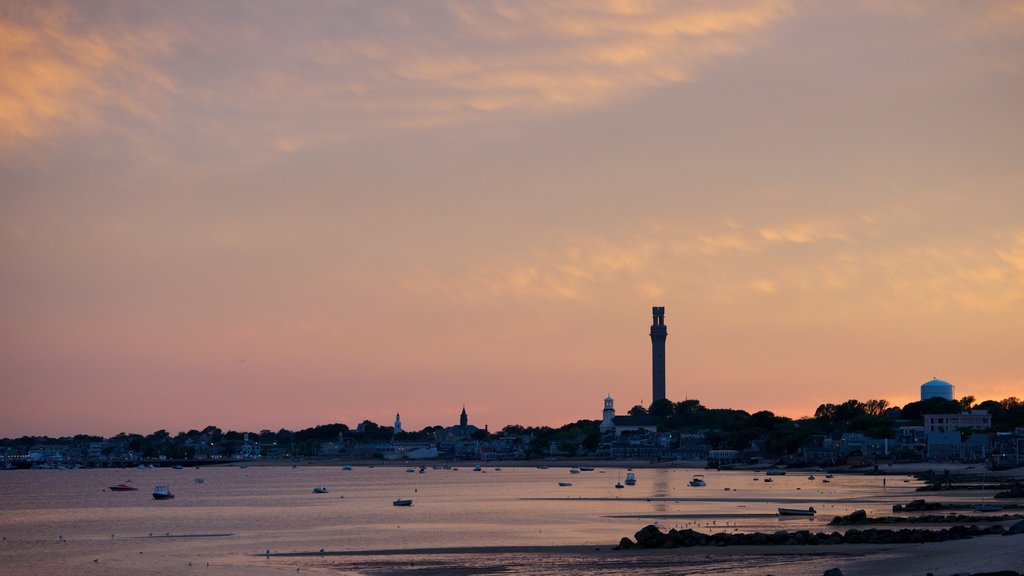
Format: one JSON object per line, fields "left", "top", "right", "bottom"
{"left": 624, "top": 472, "right": 636, "bottom": 486}
{"left": 152, "top": 486, "right": 174, "bottom": 500}
{"left": 109, "top": 484, "right": 138, "bottom": 491}
{"left": 688, "top": 475, "right": 706, "bottom": 487}
{"left": 313, "top": 486, "right": 329, "bottom": 494}
{"left": 778, "top": 506, "right": 815, "bottom": 516}
{"left": 393, "top": 498, "right": 413, "bottom": 506}
{"left": 765, "top": 469, "right": 787, "bottom": 476}
{"left": 558, "top": 482, "right": 573, "bottom": 487}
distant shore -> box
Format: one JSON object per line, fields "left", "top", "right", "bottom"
{"left": 211, "top": 458, "right": 1023, "bottom": 477}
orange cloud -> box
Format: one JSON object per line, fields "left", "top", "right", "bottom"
{"left": 0, "top": 3, "right": 174, "bottom": 149}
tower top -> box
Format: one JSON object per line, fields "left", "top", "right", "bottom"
{"left": 651, "top": 306, "right": 666, "bottom": 330}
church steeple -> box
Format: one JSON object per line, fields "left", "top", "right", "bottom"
{"left": 393, "top": 412, "right": 402, "bottom": 435}
{"left": 460, "top": 405, "right": 468, "bottom": 427}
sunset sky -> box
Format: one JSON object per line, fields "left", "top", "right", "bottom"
{"left": 2, "top": 1, "right": 1023, "bottom": 438}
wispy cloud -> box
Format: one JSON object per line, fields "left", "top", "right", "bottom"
{"left": 1, "top": 0, "right": 792, "bottom": 154}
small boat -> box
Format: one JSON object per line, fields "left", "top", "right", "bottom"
{"left": 624, "top": 472, "right": 636, "bottom": 486}
{"left": 765, "top": 469, "right": 786, "bottom": 476}
{"left": 614, "top": 481, "right": 624, "bottom": 489}
{"left": 173, "top": 465, "right": 183, "bottom": 470}
{"left": 152, "top": 486, "right": 175, "bottom": 500}
{"left": 537, "top": 465, "right": 549, "bottom": 469}
{"left": 494, "top": 467, "right": 501, "bottom": 471}
{"left": 763, "top": 477, "right": 774, "bottom": 483}
{"left": 558, "top": 482, "right": 573, "bottom": 487}
{"left": 807, "top": 475, "right": 815, "bottom": 480}
{"left": 342, "top": 465, "right": 352, "bottom": 471}
{"left": 778, "top": 507, "right": 816, "bottom": 516}
{"left": 405, "top": 468, "right": 416, "bottom": 473}
{"left": 579, "top": 466, "right": 595, "bottom": 472}
{"left": 824, "top": 473, "right": 833, "bottom": 479}
{"left": 313, "top": 486, "right": 329, "bottom": 494}
{"left": 393, "top": 499, "right": 413, "bottom": 506}
{"left": 473, "top": 465, "right": 482, "bottom": 472}
{"left": 972, "top": 504, "right": 1003, "bottom": 512}
{"left": 821, "top": 479, "right": 830, "bottom": 483}
{"left": 194, "top": 477, "right": 205, "bottom": 484}
{"left": 688, "top": 475, "right": 706, "bottom": 487}
{"left": 109, "top": 484, "right": 138, "bottom": 491}
{"left": 570, "top": 468, "right": 581, "bottom": 474}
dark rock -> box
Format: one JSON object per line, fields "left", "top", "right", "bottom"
{"left": 823, "top": 569, "right": 843, "bottom": 576}
{"left": 615, "top": 537, "right": 633, "bottom": 550}
{"left": 634, "top": 525, "right": 666, "bottom": 548}
{"left": 969, "top": 572, "right": 1020, "bottom": 576}
{"left": 1006, "top": 520, "right": 1024, "bottom": 535}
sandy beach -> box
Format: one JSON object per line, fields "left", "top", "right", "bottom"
{"left": 261, "top": 534, "right": 1024, "bottom": 576}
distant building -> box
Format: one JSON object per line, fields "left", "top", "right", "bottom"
{"left": 611, "top": 415, "right": 658, "bottom": 437}
{"left": 394, "top": 412, "right": 403, "bottom": 436}
{"left": 437, "top": 405, "right": 482, "bottom": 441}
{"left": 924, "top": 410, "right": 992, "bottom": 433}
{"left": 921, "top": 378, "right": 955, "bottom": 401}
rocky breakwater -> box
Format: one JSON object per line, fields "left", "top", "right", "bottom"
{"left": 830, "top": 509, "right": 1024, "bottom": 525}
{"left": 616, "top": 520, "right": 1024, "bottom": 550}
{"left": 892, "top": 499, "right": 1024, "bottom": 512}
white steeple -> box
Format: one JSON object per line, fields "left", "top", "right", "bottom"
{"left": 600, "top": 394, "right": 615, "bottom": 433}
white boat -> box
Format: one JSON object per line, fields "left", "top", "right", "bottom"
{"left": 624, "top": 472, "right": 636, "bottom": 486}
{"left": 152, "top": 486, "right": 174, "bottom": 500}
{"left": 393, "top": 499, "right": 413, "bottom": 506}
{"left": 313, "top": 486, "right": 329, "bottom": 494}
{"left": 778, "top": 507, "right": 816, "bottom": 516}
{"left": 688, "top": 475, "right": 706, "bottom": 487}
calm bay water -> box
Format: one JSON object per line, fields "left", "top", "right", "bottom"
{"left": 0, "top": 465, "right": 928, "bottom": 575}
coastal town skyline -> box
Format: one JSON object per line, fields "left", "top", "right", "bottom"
{"left": 3, "top": 2, "right": 1023, "bottom": 438}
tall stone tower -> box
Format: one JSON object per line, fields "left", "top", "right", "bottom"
{"left": 650, "top": 306, "right": 667, "bottom": 403}
{"left": 460, "top": 405, "right": 468, "bottom": 427}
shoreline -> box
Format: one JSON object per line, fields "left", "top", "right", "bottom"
{"left": 261, "top": 534, "right": 1024, "bottom": 576}
{"left": 215, "top": 458, "right": 1023, "bottom": 477}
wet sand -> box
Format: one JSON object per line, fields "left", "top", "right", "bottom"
{"left": 260, "top": 534, "right": 1024, "bottom": 575}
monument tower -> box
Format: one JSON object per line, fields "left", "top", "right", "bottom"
{"left": 650, "top": 306, "right": 667, "bottom": 403}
